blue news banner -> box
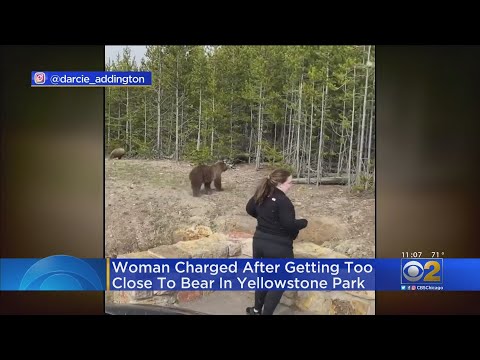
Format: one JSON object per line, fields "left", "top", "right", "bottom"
{"left": 31, "top": 71, "right": 152, "bottom": 87}
{"left": 1, "top": 256, "right": 480, "bottom": 291}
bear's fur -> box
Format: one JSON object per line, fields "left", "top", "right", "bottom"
{"left": 109, "top": 148, "right": 126, "bottom": 159}
{"left": 189, "top": 161, "right": 229, "bottom": 197}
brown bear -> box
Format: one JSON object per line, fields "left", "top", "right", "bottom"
{"left": 109, "top": 148, "right": 126, "bottom": 159}
{"left": 189, "top": 160, "right": 229, "bottom": 197}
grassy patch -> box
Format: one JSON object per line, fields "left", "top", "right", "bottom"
{"left": 106, "top": 160, "right": 190, "bottom": 188}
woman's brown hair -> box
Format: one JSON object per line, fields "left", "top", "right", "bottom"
{"left": 253, "top": 169, "right": 291, "bottom": 205}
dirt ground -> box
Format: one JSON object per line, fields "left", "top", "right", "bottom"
{"left": 105, "top": 159, "right": 375, "bottom": 259}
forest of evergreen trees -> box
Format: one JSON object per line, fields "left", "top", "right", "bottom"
{"left": 105, "top": 45, "right": 375, "bottom": 190}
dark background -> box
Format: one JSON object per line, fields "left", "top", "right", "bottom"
{"left": 0, "top": 46, "right": 104, "bottom": 314}
{"left": 376, "top": 45, "right": 480, "bottom": 314}
{"left": 1, "top": 45, "right": 479, "bottom": 315}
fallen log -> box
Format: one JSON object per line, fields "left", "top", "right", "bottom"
{"left": 298, "top": 172, "right": 352, "bottom": 178}
{"left": 293, "top": 177, "right": 349, "bottom": 185}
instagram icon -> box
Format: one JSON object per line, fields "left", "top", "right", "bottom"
{"left": 34, "top": 72, "right": 46, "bottom": 84}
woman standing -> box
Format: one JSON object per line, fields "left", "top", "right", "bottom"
{"left": 245, "top": 169, "right": 308, "bottom": 315}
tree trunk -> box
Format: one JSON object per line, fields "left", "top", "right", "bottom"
{"left": 287, "top": 86, "right": 294, "bottom": 162}
{"left": 316, "top": 85, "right": 325, "bottom": 186}
{"left": 144, "top": 94, "right": 147, "bottom": 145}
{"left": 117, "top": 103, "right": 120, "bottom": 140}
{"left": 175, "top": 54, "right": 179, "bottom": 162}
{"left": 356, "top": 45, "right": 371, "bottom": 185}
{"left": 373, "top": 166, "right": 375, "bottom": 189}
{"left": 156, "top": 58, "right": 162, "bottom": 157}
{"left": 248, "top": 106, "right": 253, "bottom": 164}
{"left": 126, "top": 88, "right": 131, "bottom": 153}
{"left": 296, "top": 75, "right": 303, "bottom": 176}
{"left": 328, "top": 131, "right": 335, "bottom": 176}
{"left": 307, "top": 83, "right": 314, "bottom": 183}
{"left": 316, "top": 66, "right": 329, "bottom": 186}
{"left": 282, "top": 91, "right": 288, "bottom": 155}
{"left": 211, "top": 126, "right": 214, "bottom": 156}
{"left": 366, "top": 101, "right": 375, "bottom": 190}
{"left": 107, "top": 87, "right": 111, "bottom": 146}
{"left": 366, "top": 73, "right": 375, "bottom": 175}
{"left": 197, "top": 89, "right": 202, "bottom": 151}
{"left": 274, "top": 122, "right": 277, "bottom": 151}
{"left": 230, "top": 101, "right": 233, "bottom": 159}
{"left": 168, "top": 99, "right": 173, "bottom": 155}
{"left": 367, "top": 99, "right": 374, "bottom": 173}
{"left": 211, "top": 96, "right": 215, "bottom": 156}
{"left": 180, "top": 97, "right": 184, "bottom": 159}
{"left": 129, "top": 116, "right": 132, "bottom": 155}
{"left": 255, "top": 83, "right": 263, "bottom": 170}
{"left": 337, "top": 80, "right": 347, "bottom": 176}
{"left": 347, "top": 67, "right": 356, "bottom": 188}
{"left": 302, "top": 100, "right": 308, "bottom": 177}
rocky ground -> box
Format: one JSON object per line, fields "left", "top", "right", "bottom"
{"left": 105, "top": 159, "right": 375, "bottom": 315}
{"left": 105, "top": 159, "right": 375, "bottom": 259}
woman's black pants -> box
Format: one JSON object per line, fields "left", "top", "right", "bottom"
{"left": 252, "top": 231, "right": 294, "bottom": 315}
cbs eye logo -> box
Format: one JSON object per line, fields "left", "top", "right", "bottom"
{"left": 401, "top": 259, "right": 443, "bottom": 284}
{"left": 19, "top": 255, "right": 104, "bottom": 291}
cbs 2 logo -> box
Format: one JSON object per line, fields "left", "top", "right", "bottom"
{"left": 402, "top": 260, "right": 442, "bottom": 282}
